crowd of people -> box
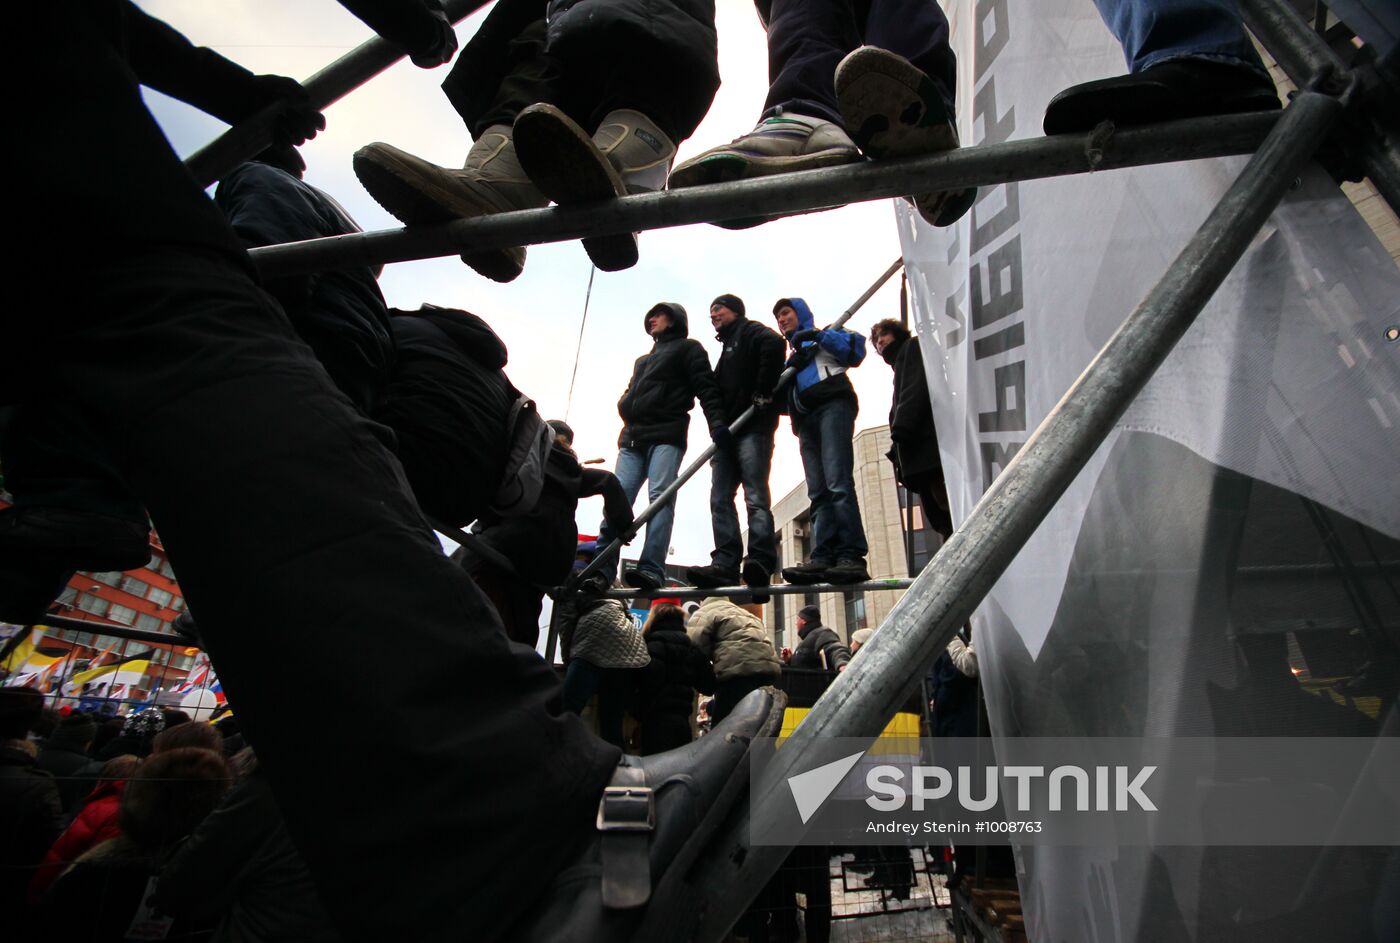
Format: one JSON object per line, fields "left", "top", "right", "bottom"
{"left": 0, "top": 0, "right": 1283, "bottom": 939}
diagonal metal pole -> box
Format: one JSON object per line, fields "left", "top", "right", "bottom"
{"left": 569, "top": 258, "right": 904, "bottom": 587}
{"left": 249, "top": 113, "right": 1278, "bottom": 276}
{"left": 653, "top": 88, "right": 1348, "bottom": 943}
{"left": 184, "top": 0, "right": 491, "bottom": 188}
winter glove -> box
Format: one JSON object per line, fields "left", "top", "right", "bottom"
{"left": 408, "top": 5, "right": 458, "bottom": 68}
{"left": 789, "top": 328, "right": 821, "bottom": 348}
{"left": 245, "top": 75, "right": 325, "bottom": 146}
{"left": 710, "top": 424, "right": 734, "bottom": 452}
{"left": 785, "top": 347, "right": 815, "bottom": 370}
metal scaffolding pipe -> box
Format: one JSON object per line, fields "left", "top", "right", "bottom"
{"left": 30, "top": 614, "right": 186, "bottom": 648}
{"left": 673, "top": 89, "right": 1345, "bottom": 943}
{"left": 1238, "top": 0, "right": 1400, "bottom": 217}
{"left": 184, "top": 0, "right": 491, "bottom": 188}
{"left": 249, "top": 113, "right": 1279, "bottom": 277}
{"left": 596, "top": 578, "right": 915, "bottom": 602}
{"left": 569, "top": 258, "right": 904, "bottom": 587}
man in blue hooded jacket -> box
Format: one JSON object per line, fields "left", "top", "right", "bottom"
{"left": 773, "top": 298, "right": 870, "bottom": 584}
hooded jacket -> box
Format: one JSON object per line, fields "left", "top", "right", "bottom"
{"left": 376, "top": 306, "right": 514, "bottom": 528}
{"left": 780, "top": 298, "right": 865, "bottom": 423}
{"left": 714, "top": 315, "right": 786, "bottom": 431}
{"left": 884, "top": 333, "right": 942, "bottom": 485}
{"left": 617, "top": 303, "right": 726, "bottom": 448}
{"left": 687, "top": 598, "right": 781, "bottom": 682}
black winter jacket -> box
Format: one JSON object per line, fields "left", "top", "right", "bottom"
{"left": 617, "top": 304, "right": 725, "bottom": 448}
{"left": 637, "top": 625, "right": 716, "bottom": 754}
{"left": 790, "top": 623, "right": 850, "bottom": 673}
{"left": 377, "top": 306, "right": 514, "bottom": 528}
{"left": 216, "top": 160, "right": 394, "bottom": 415}
{"left": 885, "top": 334, "right": 942, "bottom": 485}
{"left": 714, "top": 316, "right": 786, "bottom": 431}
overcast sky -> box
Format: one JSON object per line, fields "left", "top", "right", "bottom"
{"left": 142, "top": 0, "right": 907, "bottom": 571}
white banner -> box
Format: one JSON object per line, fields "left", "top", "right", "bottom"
{"left": 898, "top": 2, "right": 1400, "bottom": 940}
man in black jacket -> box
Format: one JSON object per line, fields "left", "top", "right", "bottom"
{"left": 686, "top": 294, "right": 786, "bottom": 593}
{"left": 787, "top": 604, "right": 852, "bottom": 674}
{"left": 597, "top": 303, "right": 727, "bottom": 593}
{"left": 871, "top": 319, "right": 952, "bottom": 539}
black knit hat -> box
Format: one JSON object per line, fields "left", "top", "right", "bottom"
{"left": 548, "top": 419, "right": 575, "bottom": 445}
{"left": 711, "top": 294, "right": 745, "bottom": 318}
{"left": 797, "top": 604, "right": 822, "bottom": 625}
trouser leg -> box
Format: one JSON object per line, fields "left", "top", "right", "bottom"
{"left": 763, "top": 0, "right": 862, "bottom": 123}
{"left": 797, "top": 420, "right": 838, "bottom": 564}
{"left": 44, "top": 250, "right": 619, "bottom": 942}
{"left": 597, "top": 447, "right": 646, "bottom": 583}
{"left": 1, "top": 400, "right": 145, "bottom": 522}
{"left": 638, "top": 444, "right": 683, "bottom": 582}
{"left": 709, "top": 442, "right": 744, "bottom": 570}
{"left": 738, "top": 429, "right": 778, "bottom": 571}
{"left": 817, "top": 400, "right": 867, "bottom": 560}
{"left": 859, "top": 0, "right": 957, "bottom": 111}
{"left": 1089, "top": 0, "right": 1267, "bottom": 73}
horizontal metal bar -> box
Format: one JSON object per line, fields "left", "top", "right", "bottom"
{"left": 250, "top": 112, "right": 1280, "bottom": 277}
{"left": 680, "top": 90, "right": 1344, "bottom": 943}
{"left": 31, "top": 613, "right": 187, "bottom": 647}
{"left": 596, "top": 578, "right": 915, "bottom": 602}
{"left": 570, "top": 258, "right": 903, "bottom": 587}
{"left": 184, "top": 0, "right": 491, "bottom": 188}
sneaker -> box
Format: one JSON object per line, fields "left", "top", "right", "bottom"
{"left": 834, "top": 46, "right": 976, "bottom": 227}
{"left": 511, "top": 688, "right": 785, "bottom": 939}
{"left": 825, "top": 558, "right": 870, "bottom": 584}
{"left": 685, "top": 565, "right": 740, "bottom": 589}
{"left": 667, "top": 113, "right": 862, "bottom": 228}
{"left": 781, "top": 560, "right": 832, "bottom": 586}
{"left": 513, "top": 106, "right": 675, "bottom": 272}
{"left": 352, "top": 126, "right": 546, "bottom": 282}
{"left": 1042, "top": 58, "right": 1281, "bottom": 136}
{"left": 622, "top": 568, "right": 662, "bottom": 594}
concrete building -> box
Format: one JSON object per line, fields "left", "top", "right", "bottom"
{"left": 757, "top": 424, "right": 942, "bottom": 653}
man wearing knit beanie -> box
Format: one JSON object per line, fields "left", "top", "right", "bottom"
{"left": 686, "top": 294, "right": 786, "bottom": 601}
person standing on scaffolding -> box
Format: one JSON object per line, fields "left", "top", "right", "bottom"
{"left": 590, "top": 303, "right": 728, "bottom": 594}
{"left": 667, "top": 0, "right": 976, "bottom": 231}
{"left": 353, "top": 0, "right": 719, "bottom": 280}
{"left": 774, "top": 298, "right": 871, "bottom": 585}
{"left": 686, "top": 294, "right": 786, "bottom": 598}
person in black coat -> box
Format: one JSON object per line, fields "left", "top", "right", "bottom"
{"left": 456, "top": 422, "right": 633, "bottom": 648}
{"left": 35, "top": 711, "right": 98, "bottom": 814}
{"left": 871, "top": 319, "right": 952, "bottom": 539}
{"left": 636, "top": 604, "right": 716, "bottom": 755}
{"left": 215, "top": 152, "right": 395, "bottom": 416}
{"left": 786, "top": 605, "right": 851, "bottom": 676}
{"left": 596, "top": 303, "right": 727, "bottom": 592}
{"left": 687, "top": 294, "right": 787, "bottom": 593}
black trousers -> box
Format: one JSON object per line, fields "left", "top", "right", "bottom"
{"left": 762, "top": 0, "right": 957, "bottom": 126}
{"left": 26, "top": 249, "right": 619, "bottom": 941}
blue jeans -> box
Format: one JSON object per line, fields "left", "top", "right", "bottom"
{"left": 597, "top": 442, "right": 684, "bottom": 583}
{"left": 1092, "top": 0, "right": 1267, "bottom": 74}
{"left": 796, "top": 398, "right": 868, "bottom": 563}
{"left": 762, "top": 0, "right": 957, "bottom": 126}
{"left": 709, "top": 428, "right": 777, "bottom": 572}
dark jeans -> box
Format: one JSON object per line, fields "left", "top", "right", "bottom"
{"left": 762, "top": 0, "right": 957, "bottom": 126}
{"left": 443, "top": 0, "right": 719, "bottom": 143}
{"left": 1091, "top": 0, "right": 1268, "bottom": 74}
{"left": 562, "top": 659, "right": 638, "bottom": 749}
{"left": 709, "top": 428, "right": 777, "bottom": 572}
{"left": 710, "top": 673, "right": 780, "bottom": 724}
{"left": 796, "top": 398, "right": 868, "bottom": 564}
{"left": 30, "top": 248, "right": 619, "bottom": 942}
